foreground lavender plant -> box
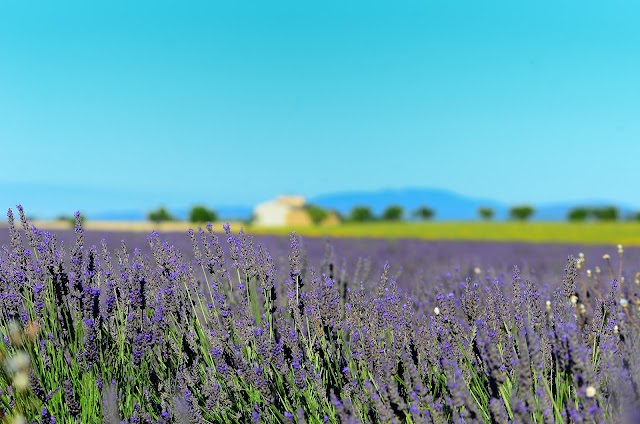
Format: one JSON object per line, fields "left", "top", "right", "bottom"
{"left": 1, "top": 207, "right": 640, "bottom": 423}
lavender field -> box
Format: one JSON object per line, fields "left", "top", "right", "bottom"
{"left": 2, "top": 207, "right": 640, "bottom": 423}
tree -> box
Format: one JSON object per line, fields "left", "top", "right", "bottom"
{"left": 349, "top": 206, "right": 374, "bottom": 222}
{"left": 413, "top": 206, "right": 435, "bottom": 221}
{"left": 148, "top": 207, "right": 175, "bottom": 223}
{"left": 478, "top": 207, "right": 495, "bottom": 221}
{"left": 592, "top": 206, "right": 618, "bottom": 221}
{"left": 189, "top": 205, "right": 218, "bottom": 223}
{"left": 57, "top": 213, "right": 85, "bottom": 228}
{"left": 509, "top": 205, "right": 534, "bottom": 221}
{"left": 305, "top": 204, "right": 328, "bottom": 225}
{"left": 382, "top": 205, "right": 404, "bottom": 221}
{"left": 567, "top": 207, "right": 590, "bottom": 222}
{"left": 633, "top": 212, "right": 640, "bottom": 222}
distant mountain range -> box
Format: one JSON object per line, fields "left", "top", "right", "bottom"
{"left": 1, "top": 183, "right": 637, "bottom": 222}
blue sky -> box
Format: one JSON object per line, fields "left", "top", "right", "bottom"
{"left": 1, "top": 0, "right": 639, "bottom": 216}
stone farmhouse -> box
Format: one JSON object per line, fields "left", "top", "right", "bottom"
{"left": 253, "top": 195, "right": 340, "bottom": 227}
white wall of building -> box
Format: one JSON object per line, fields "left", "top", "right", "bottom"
{"left": 254, "top": 201, "right": 290, "bottom": 226}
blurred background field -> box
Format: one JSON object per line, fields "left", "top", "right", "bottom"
{"left": 1, "top": 222, "right": 635, "bottom": 295}
{"left": 247, "top": 221, "right": 640, "bottom": 245}
{"left": 7, "top": 220, "right": 640, "bottom": 246}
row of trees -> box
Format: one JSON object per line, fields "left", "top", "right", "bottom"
{"left": 147, "top": 205, "right": 218, "bottom": 223}
{"left": 567, "top": 206, "right": 622, "bottom": 221}
{"left": 342, "top": 204, "right": 640, "bottom": 222}
{"left": 343, "top": 205, "right": 435, "bottom": 222}
{"left": 343, "top": 205, "right": 531, "bottom": 222}
{"left": 145, "top": 204, "right": 640, "bottom": 224}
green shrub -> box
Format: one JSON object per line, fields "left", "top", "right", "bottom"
{"left": 478, "top": 207, "right": 494, "bottom": 221}
{"left": 56, "top": 214, "right": 86, "bottom": 228}
{"left": 413, "top": 205, "right": 435, "bottom": 221}
{"left": 382, "top": 205, "right": 404, "bottom": 221}
{"left": 147, "top": 206, "right": 175, "bottom": 223}
{"left": 567, "top": 207, "right": 590, "bottom": 222}
{"left": 509, "top": 205, "right": 534, "bottom": 221}
{"left": 305, "top": 204, "right": 328, "bottom": 225}
{"left": 189, "top": 205, "right": 218, "bottom": 223}
{"left": 592, "top": 206, "right": 618, "bottom": 221}
{"left": 349, "top": 205, "right": 374, "bottom": 222}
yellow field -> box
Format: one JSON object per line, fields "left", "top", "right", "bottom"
{"left": 18, "top": 220, "right": 640, "bottom": 246}
{"left": 248, "top": 221, "right": 640, "bottom": 246}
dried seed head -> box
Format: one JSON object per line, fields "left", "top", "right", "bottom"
{"left": 595, "top": 267, "right": 601, "bottom": 274}
{"left": 11, "top": 414, "right": 27, "bottom": 424}
{"left": 587, "top": 269, "right": 592, "bottom": 278}
{"left": 613, "top": 325, "right": 619, "bottom": 334}
{"left": 618, "top": 244, "right": 623, "bottom": 254}
{"left": 579, "top": 252, "right": 585, "bottom": 259}
{"left": 12, "top": 371, "right": 30, "bottom": 392}
{"left": 545, "top": 300, "right": 551, "bottom": 312}
{"left": 586, "top": 386, "right": 597, "bottom": 398}
{"left": 7, "top": 351, "right": 30, "bottom": 374}
{"left": 603, "top": 254, "right": 610, "bottom": 260}
{"left": 570, "top": 295, "right": 578, "bottom": 304}
{"left": 620, "top": 298, "right": 629, "bottom": 308}
{"left": 433, "top": 307, "right": 440, "bottom": 316}
{"left": 474, "top": 267, "right": 481, "bottom": 275}
{"left": 579, "top": 304, "right": 586, "bottom": 314}
{"left": 8, "top": 320, "right": 21, "bottom": 334}
{"left": 8, "top": 320, "right": 22, "bottom": 346}
{"left": 24, "top": 321, "right": 40, "bottom": 341}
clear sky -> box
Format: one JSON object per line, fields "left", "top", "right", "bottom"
{"left": 1, "top": 0, "right": 639, "bottom": 215}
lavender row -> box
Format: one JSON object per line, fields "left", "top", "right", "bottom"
{"left": 3, "top": 226, "right": 638, "bottom": 293}
{"left": 1, "top": 207, "right": 639, "bottom": 423}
